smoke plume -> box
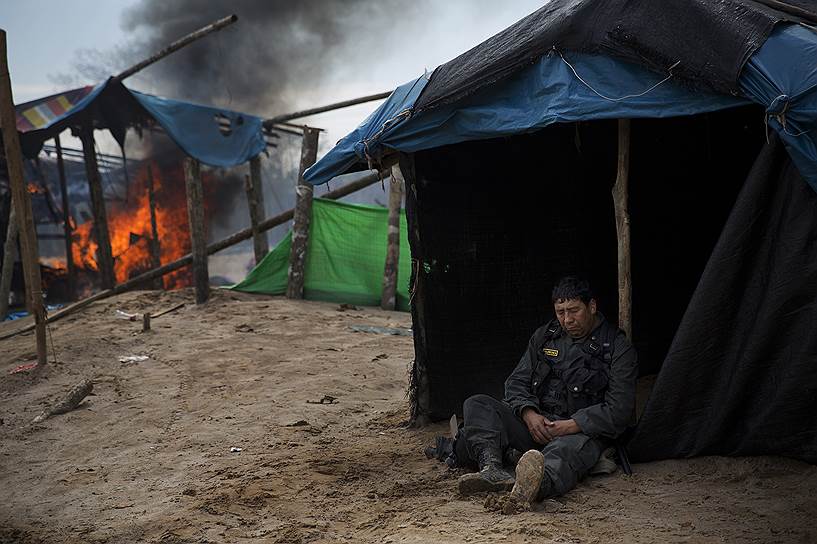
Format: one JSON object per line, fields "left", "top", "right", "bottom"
{"left": 106, "top": 1, "right": 409, "bottom": 116}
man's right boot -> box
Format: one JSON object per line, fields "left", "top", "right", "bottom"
{"left": 458, "top": 448, "right": 515, "bottom": 495}
{"left": 509, "top": 449, "right": 545, "bottom": 504}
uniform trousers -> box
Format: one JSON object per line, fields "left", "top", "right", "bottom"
{"left": 455, "top": 393, "right": 606, "bottom": 498}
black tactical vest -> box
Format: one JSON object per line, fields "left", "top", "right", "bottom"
{"left": 531, "top": 318, "right": 618, "bottom": 417}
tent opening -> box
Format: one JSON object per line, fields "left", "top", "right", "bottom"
{"left": 409, "top": 104, "right": 767, "bottom": 420}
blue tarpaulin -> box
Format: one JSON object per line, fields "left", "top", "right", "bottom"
{"left": 305, "top": 23, "right": 817, "bottom": 192}
{"left": 739, "top": 24, "right": 817, "bottom": 193}
{"left": 130, "top": 90, "right": 266, "bottom": 168}
{"left": 15, "top": 80, "right": 266, "bottom": 168}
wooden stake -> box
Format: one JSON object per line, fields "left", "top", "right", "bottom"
{"left": 286, "top": 127, "right": 319, "bottom": 299}
{"left": 0, "top": 199, "right": 18, "bottom": 319}
{"left": 0, "top": 29, "right": 47, "bottom": 365}
{"left": 147, "top": 164, "right": 163, "bottom": 290}
{"left": 246, "top": 155, "right": 269, "bottom": 264}
{"left": 0, "top": 170, "right": 386, "bottom": 341}
{"left": 613, "top": 119, "right": 632, "bottom": 339}
{"left": 381, "top": 166, "right": 404, "bottom": 310}
{"left": 184, "top": 158, "right": 208, "bottom": 304}
{"left": 54, "top": 135, "right": 76, "bottom": 300}
{"left": 78, "top": 127, "right": 115, "bottom": 290}
{"left": 142, "top": 312, "right": 151, "bottom": 332}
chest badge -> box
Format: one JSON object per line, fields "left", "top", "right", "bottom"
{"left": 543, "top": 348, "right": 559, "bottom": 357}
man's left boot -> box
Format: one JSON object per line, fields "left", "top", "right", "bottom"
{"left": 509, "top": 450, "right": 545, "bottom": 504}
{"left": 458, "top": 448, "right": 515, "bottom": 495}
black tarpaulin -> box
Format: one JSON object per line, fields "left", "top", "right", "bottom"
{"left": 629, "top": 136, "right": 817, "bottom": 464}
{"left": 415, "top": 0, "right": 797, "bottom": 113}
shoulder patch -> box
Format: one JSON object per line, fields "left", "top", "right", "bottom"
{"left": 543, "top": 348, "right": 559, "bottom": 357}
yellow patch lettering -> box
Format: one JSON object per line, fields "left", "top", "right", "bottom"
{"left": 543, "top": 348, "right": 559, "bottom": 357}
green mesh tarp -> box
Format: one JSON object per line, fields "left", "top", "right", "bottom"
{"left": 230, "top": 198, "right": 411, "bottom": 311}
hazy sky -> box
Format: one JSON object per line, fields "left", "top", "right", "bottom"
{"left": 1, "top": 1, "right": 545, "bottom": 152}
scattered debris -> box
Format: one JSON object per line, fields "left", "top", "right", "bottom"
{"left": 350, "top": 325, "right": 412, "bottom": 336}
{"left": 152, "top": 302, "right": 185, "bottom": 318}
{"left": 9, "top": 361, "right": 38, "bottom": 374}
{"left": 118, "top": 355, "right": 149, "bottom": 364}
{"left": 115, "top": 310, "right": 139, "bottom": 321}
{"left": 286, "top": 420, "right": 310, "bottom": 427}
{"left": 32, "top": 380, "right": 93, "bottom": 423}
{"left": 235, "top": 323, "right": 254, "bottom": 333}
{"left": 307, "top": 395, "right": 338, "bottom": 405}
{"left": 230, "top": 447, "right": 243, "bottom": 453}
{"left": 336, "top": 303, "right": 360, "bottom": 312}
{"left": 371, "top": 353, "right": 389, "bottom": 362}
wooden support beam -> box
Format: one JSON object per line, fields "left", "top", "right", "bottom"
{"left": 0, "top": 171, "right": 385, "bottom": 341}
{"left": 613, "top": 119, "right": 632, "bottom": 339}
{"left": 245, "top": 155, "right": 269, "bottom": 264}
{"left": 0, "top": 199, "right": 18, "bottom": 319}
{"left": 113, "top": 15, "right": 238, "bottom": 82}
{"left": 263, "top": 92, "right": 391, "bottom": 129}
{"left": 54, "top": 135, "right": 76, "bottom": 300}
{"left": 78, "top": 127, "right": 115, "bottom": 290}
{"left": 147, "top": 164, "right": 163, "bottom": 290}
{"left": 0, "top": 29, "right": 47, "bottom": 365}
{"left": 184, "top": 158, "right": 209, "bottom": 304}
{"left": 381, "top": 165, "right": 404, "bottom": 311}
{"left": 286, "top": 127, "right": 320, "bottom": 299}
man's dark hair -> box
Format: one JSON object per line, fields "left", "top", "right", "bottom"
{"left": 551, "top": 276, "right": 594, "bottom": 304}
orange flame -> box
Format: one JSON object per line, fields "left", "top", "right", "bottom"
{"left": 71, "top": 162, "right": 202, "bottom": 289}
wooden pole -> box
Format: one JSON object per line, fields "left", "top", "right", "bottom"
{"left": 147, "top": 164, "right": 163, "bottom": 289}
{"left": 286, "top": 127, "right": 319, "bottom": 299}
{"left": 613, "top": 119, "right": 632, "bottom": 339}
{"left": 263, "top": 92, "right": 391, "bottom": 129}
{"left": 0, "top": 199, "right": 18, "bottom": 319}
{"left": 78, "top": 127, "right": 115, "bottom": 290}
{"left": 113, "top": 15, "right": 238, "bottom": 81}
{"left": 0, "top": 171, "right": 386, "bottom": 341}
{"left": 381, "top": 165, "right": 404, "bottom": 310}
{"left": 0, "top": 29, "right": 47, "bottom": 365}
{"left": 54, "top": 135, "right": 76, "bottom": 300}
{"left": 246, "top": 155, "right": 268, "bottom": 264}
{"left": 184, "top": 158, "right": 208, "bottom": 304}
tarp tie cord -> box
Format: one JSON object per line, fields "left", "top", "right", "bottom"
{"left": 765, "top": 95, "right": 809, "bottom": 141}
{"left": 554, "top": 47, "right": 681, "bottom": 102}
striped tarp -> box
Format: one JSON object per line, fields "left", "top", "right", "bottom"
{"left": 15, "top": 86, "right": 95, "bottom": 132}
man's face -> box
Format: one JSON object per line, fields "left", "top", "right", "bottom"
{"left": 554, "top": 298, "right": 597, "bottom": 338}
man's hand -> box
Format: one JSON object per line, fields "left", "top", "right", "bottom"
{"left": 521, "top": 408, "right": 554, "bottom": 444}
{"left": 522, "top": 409, "right": 581, "bottom": 444}
{"left": 548, "top": 419, "right": 581, "bottom": 438}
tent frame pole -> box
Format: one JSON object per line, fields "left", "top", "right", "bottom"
{"left": 246, "top": 155, "right": 268, "bottom": 265}
{"left": 286, "top": 127, "right": 320, "bottom": 300}
{"left": 184, "top": 158, "right": 209, "bottom": 304}
{"left": 147, "top": 164, "right": 163, "bottom": 290}
{"left": 381, "top": 165, "right": 404, "bottom": 310}
{"left": 613, "top": 119, "right": 633, "bottom": 339}
{"left": 0, "top": 29, "right": 48, "bottom": 365}
{"left": 54, "top": 135, "right": 77, "bottom": 300}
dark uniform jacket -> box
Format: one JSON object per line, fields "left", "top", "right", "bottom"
{"left": 503, "top": 314, "right": 638, "bottom": 440}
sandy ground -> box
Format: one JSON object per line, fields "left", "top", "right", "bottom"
{"left": 1, "top": 288, "right": 816, "bottom": 544}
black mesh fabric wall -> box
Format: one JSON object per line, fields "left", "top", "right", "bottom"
{"left": 408, "top": 105, "right": 767, "bottom": 421}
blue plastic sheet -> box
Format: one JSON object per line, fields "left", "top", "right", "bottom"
{"left": 130, "top": 90, "right": 266, "bottom": 168}
{"left": 15, "top": 80, "right": 266, "bottom": 168}
{"left": 305, "top": 52, "right": 748, "bottom": 185}
{"left": 739, "top": 23, "right": 817, "bottom": 193}
{"left": 306, "top": 24, "right": 817, "bottom": 192}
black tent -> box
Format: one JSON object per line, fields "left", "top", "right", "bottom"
{"left": 307, "top": 0, "right": 817, "bottom": 464}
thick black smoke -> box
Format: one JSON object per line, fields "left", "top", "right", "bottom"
{"left": 116, "top": 0, "right": 407, "bottom": 116}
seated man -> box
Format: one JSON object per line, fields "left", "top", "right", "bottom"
{"left": 454, "top": 276, "right": 638, "bottom": 501}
